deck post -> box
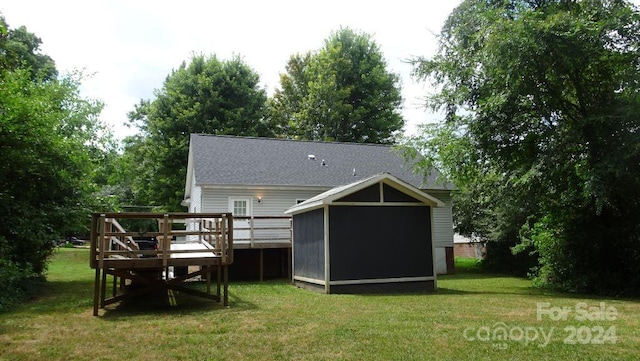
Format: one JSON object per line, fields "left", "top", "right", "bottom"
{"left": 93, "top": 268, "right": 101, "bottom": 316}
{"left": 162, "top": 214, "right": 169, "bottom": 269}
{"left": 112, "top": 273, "right": 117, "bottom": 297}
{"left": 249, "top": 216, "right": 255, "bottom": 248}
{"left": 287, "top": 248, "right": 292, "bottom": 283}
{"left": 100, "top": 268, "right": 107, "bottom": 308}
{"left": 227, "top": 213, "right": 234, "bottom": 264}
{"left": 206, "top": 266, "right": 211, "bottom": 294}
{"left": 223, "top": 265, "right": 229, "bottom": 307}
{"left": 98, "top": 214, "right": 106, "bottom": 270}
{"left": 215, "top": 219, "right": 221, "bottom": 250}
{"left": 259, "top": 248, "right": 264, "bottom": 282}
{"left": 220, "top": 214, "right": 227, "bottom": 263}
{"left": 216, "top": 263, "right": 221, "bottom": 298}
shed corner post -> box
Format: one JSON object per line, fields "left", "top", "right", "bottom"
{"left": 289, "top": 217, "right": 294, "bottom": 284}
{"left": 323, "top": 205, "right": 330, "bottom": 294}
{"left": 430, "top": 206, "right": 437, "bottom": 291}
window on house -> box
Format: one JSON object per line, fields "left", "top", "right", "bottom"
{"left": 233, "top": 200, "right": 247, "bottom": 216}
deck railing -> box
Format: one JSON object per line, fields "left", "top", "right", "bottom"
{"left": 232, "top": 215, "right": 292, "bottom": 248}
{"left": 90, "top": 212, "right": 234, "bottom": 269}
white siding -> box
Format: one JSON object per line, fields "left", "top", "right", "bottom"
{"left": 434, "top": 248, "right": 447, "bottom": 274}
{"left": 202, "top": 187, "right": 325, "bottom": 246}
{"left": 189, "top": 176, "right": 202, "bottom": 213}
{"left": 184, "top": 176, "right": 202, "bottom": 242}
{"left": 428, "top": 190, "right": 454, "bottom": 248}
{"left": 201, "top": 187, "right": 324, "bottom": 215}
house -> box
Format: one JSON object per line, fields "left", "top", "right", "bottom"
{"left": 182, "top": 134, "right": 455, "bottom": 278}
{"left": 285, "top": 173, "right": 443, "bottom": 293}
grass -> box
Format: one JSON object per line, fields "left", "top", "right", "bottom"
{"left": 0, "top": 250, "right": 638, "bottom": 360}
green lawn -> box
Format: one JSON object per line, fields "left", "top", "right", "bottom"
{"left": 0, "top": 249, "right": 638, "bottom": 360}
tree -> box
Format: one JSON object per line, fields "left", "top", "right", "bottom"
{"left": 0, "top": 17, "right": 57, "bottom": 81}
{"left": 406, "top": 0, "right": 640, "bottom": 294}
{"left": 0, "top": 16, "right": 107, "bottom": 308}
{"left": 270, "top": 27, "right": 404, "bottom": 144}
{"left": 124, "top": 54, "right": 270, "bottom": 211}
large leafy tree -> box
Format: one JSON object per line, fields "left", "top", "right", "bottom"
{"left": 406, "top": 0, "right": 640, "bottom": 294}
{"left": 0, "top": 18, "right": 56, "bottom": 81}
{"left": 270, "top": 27, "right": 404, "bottom": 144}
{"left": 0, "top": 16, "right": 107, "bottom": 307}
{"left": 124, "top": 54, "right": 270, "bottom": 211}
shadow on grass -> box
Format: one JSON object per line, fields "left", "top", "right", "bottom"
{"left": 439, "top": 271, "right": 514, "bottom": 280}
{"left": 351, "top": 286, "right": 540, "bottom": 298}
{"left": 447, "top": 262, "right": 640, "bottom": 302}
{"left": 10, "top": 280, "right": 96, "bottom": 315}
{"left": 351, "top": 284, "right": 626, "bottom": 301}
{"left": 438, "top": 282, "right": 640, "bottom": 301}
{"left": 0, "top": 280, "right": 93, "bottom": 316}
{"left": 347, "top": 269, "right": 631, "bottom": 301}
{"left": 434, "top": 286, "right": 554, "bottom": 297}
{"left": 100, "top": 283, "right": 258, "bottom": 320}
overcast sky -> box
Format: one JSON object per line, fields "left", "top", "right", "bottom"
{"left": 1, "top": 0, "right": 462, "bottom": 139}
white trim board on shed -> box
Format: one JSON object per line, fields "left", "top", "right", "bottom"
{"left": 285, "top": 172, "right": 445, "bottom": 215}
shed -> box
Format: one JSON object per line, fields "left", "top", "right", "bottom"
{"left": 284, "top": 173, "right": 444, "bottom": 294}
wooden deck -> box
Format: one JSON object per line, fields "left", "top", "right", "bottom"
{"left": 231, "top": 215, "right": 292, "bottom": 249}
{"left": 90, "top": 212, "right": 234, "bottom": 316}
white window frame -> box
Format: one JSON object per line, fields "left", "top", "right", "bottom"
{"left": 229, "top": 197, "right": 252, "bottom": 217}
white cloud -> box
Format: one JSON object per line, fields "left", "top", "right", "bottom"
{"left": 1, "top": 0, "right": 461, "bottom": 139}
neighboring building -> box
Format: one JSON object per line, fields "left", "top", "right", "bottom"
{"left": 454, "top": 234, "right": 485, "bottom": 259}
{"left": 182, "top": 134, "right": 455, "bottom": 277}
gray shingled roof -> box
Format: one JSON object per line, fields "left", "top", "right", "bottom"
{"left": 190, "top": 134, "right": 449, "bottom": 190}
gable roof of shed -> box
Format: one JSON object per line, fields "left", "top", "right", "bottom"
{"left": 187, "top": 134, "right": 449, "bottom": 193}
{"left": 284, "top": 173, "right": 445, "bottom": 215}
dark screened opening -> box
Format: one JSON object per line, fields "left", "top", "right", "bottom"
{"left": 328, "top": 205, "right": 433, "bottom": 280}
{"left": 293, "top": 208, "right": 325, "bottom": 280}
{"left": 335, "top": 184, "right": 380, "bottom": 202}
{"left": 383, "top": 183, "right": 422, "bottom": 202}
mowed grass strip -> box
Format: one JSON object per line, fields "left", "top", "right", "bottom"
{"left": 0, "top": 249, "right": 638, "bottom": 360}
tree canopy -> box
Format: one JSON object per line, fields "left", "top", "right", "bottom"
{"left": 0, "top": 16, "right": 108, "bottom": 308}
{"left": 405, "top": 0, "right": 640, "bottom": 295}
{"left": 270, "top": 27, "right": 404, "bottom": 144}
{"left": 122, "top": 54, "right": 271, "bottom": 211}
{"left": 0, "top": 17, "right": 57, "bottom": 81}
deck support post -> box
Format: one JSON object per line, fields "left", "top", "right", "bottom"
{"left": 206, "top": 266, "right": 211, "bottom": 295}
{"left": 112, "top": 273, "right": 117, "bottom": 297}
{"left": 216, "top": 263, "right": 221, "bottom": 297}
{"left": 287, "top": 248, "right": 292, "bottom": 282}
{"left": 259, "top": 248, "right": 264, "bottom": 281}
{"left": 223, "top": 265, "right": 229, "bottom": 307}
{"left": 93, "top": 268, "right": 101, "bottom": 316}
{"left": 100, "top": 268, "right": 107, "bottom": 308}
{"left": 162, "top": 214, "right": 170, "bottom": 269}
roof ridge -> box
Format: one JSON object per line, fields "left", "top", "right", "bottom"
{"left": 191, "top": 133, "right": 395, "bottom": 148}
